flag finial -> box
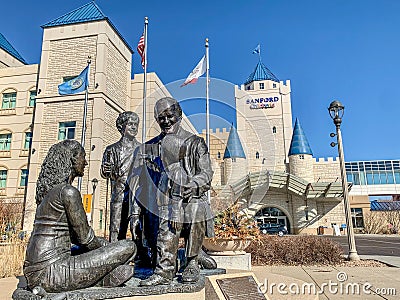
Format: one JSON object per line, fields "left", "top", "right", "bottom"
{"left": 144, "top": 16, "right": 148, "bottom": 23}
{"left": 205, "top": 38, "right": 209, "bottom": 47}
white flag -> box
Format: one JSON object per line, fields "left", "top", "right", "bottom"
{"left": 181, "top": 55, "right": 206, "bottom": 87}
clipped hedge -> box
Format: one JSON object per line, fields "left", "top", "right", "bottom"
{"left": 246, "top": 235, "right": 344, "bottom": 266}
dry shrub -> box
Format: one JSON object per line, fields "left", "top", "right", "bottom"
{"left": 363, "top": 210, "right": 400, "bottom": 234}
{"left": 247, "top": 235, "right": 344, "bottom": 266}
{"left": 0, "top": 198, "right": 27, "bottom": 278}
{"left": 0, "top": 236, "right": 27, "bottom": 278}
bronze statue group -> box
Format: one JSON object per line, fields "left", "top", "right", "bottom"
{"left": 23, "top": 97, "right": 216, "bottom": 294}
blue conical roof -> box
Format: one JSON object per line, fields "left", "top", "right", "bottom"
{"left": 41, "top": 2, "right": 133, "bottom": 52}
{"left": 244, "top": 61, "right": 279, "bottom": 84}
{"left": 42, "top": 2, "right": 108, "bottom": 28}
{"left": 223, "top": 125, "right": 246, "bottom": 159}
{"left": 0, "top": 33, "right": 26, "bottom": 64}
{"left": 288, "top": 118, "right": 313, "bottom": 156}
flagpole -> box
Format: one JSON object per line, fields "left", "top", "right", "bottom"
{"left": 258, "top": 43, "right": 261, "bottom": 61}
{"left": 205, "top": 38, "right": 211, "bottom": 203}
{"left": 77, "top": 57, "right": 91, "bottom": 192}
{"left": 205, "top": 38, "right": 210, "bottom": 150}
{"left": 142, "top": 17, "right": 148, "bottom": 144}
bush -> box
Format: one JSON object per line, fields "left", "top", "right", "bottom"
{"left": 247, "top": 235, "right": 344, "bottom": 266}
{"left": 0, "top": 198, "right": 27, "bottom": 278}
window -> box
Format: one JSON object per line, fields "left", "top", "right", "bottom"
{"left": 299, "top": 154, "right": 304, "bottom": 160}
{"left": 256, "top": 152, "right": 260, "bottom": 159}
{"left": 2, "top": 92, "right": 16, "bottom": 109}
{"left": 273, "top": 83, "right": 277, "bottom": 88}
{"left": 24, "top": 132, "right": 32, "bottom": 149}
{"left": 20, "top": 169, "right": 28, "bottom": 187}
{"left": 351, "top": 208, "right": 364, "bottom": 228}
{"left": 259, "top": 83, "right": 264, "bottom": 89}
{"left": 0, "top": 169, "right": 7, "bottom": 188}
{"left": 232, "top": 157, "right": 236, "bottom": 162}
{"left": 217, "top": 152, "right": 221, "bottom": 159}
{"left": 58, "top": 121, "right": 76, "bottom": 140}
{"left": 0, "top": 133, "right": 12, "bottom": 151}
{"left": 99, "top": 209, "right": 103, "bottom": 229}
{"left": 29, "top": 91, "right": 36, "bottom": 107}
{"left": 395, "top": 171, "right": 400, "bottom": 184}
{"left": 272, "top": 126, "right": 277, "bottom": 134}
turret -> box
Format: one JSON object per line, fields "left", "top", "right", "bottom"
{"left": 288, "top": 118, "right": 314, "bottom": 182}
{"left": 223, "top": 125, "right": 248, "bottom": 184}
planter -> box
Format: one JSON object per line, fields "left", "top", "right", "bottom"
{"left": 203, "top": 238, "right": 252, "bottom": 255}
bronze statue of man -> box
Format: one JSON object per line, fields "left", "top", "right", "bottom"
{"left": 24, "top": 140, "right": 136, "bottom": 293}
{"left": 139, "top": 97, "right": 214, "bottom": 286}
{"left": 101, "top": 111, "right": 140, "bottom": 242}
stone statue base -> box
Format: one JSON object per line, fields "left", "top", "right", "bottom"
{"left": 12, "top": 268, "right": 226, "bottom": 300}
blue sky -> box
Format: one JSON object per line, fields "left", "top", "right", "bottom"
{"left": 2, "top": 0, "right": 400, "bottom": 161}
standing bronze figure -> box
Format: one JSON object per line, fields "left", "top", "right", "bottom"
{"left": 101, "top": 111, "right": 141, "bottom": 242}
{"left": 139, "top": 97, "right": 214, "bottom": 286}
{"left": 23, "top": 140, "right": 136, "bottom": 293}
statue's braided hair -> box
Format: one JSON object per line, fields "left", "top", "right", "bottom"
{"left": 35, "top": 140, "right": 84, "bottom": 205}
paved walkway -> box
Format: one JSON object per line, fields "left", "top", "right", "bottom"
{"left": 253, "top": 265, "right": 399, "bottom": 300}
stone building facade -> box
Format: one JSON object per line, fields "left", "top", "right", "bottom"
{"left": 1, "top": 1, "right": 395, "bottom": 236}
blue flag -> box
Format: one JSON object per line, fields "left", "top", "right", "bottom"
{"left": 252, "top": 44, "right": 261, "bottom": 54}
{"left": 58, "top": 66, "right": 89, "bottom": 95}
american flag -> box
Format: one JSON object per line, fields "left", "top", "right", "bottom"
{"left": 137, "top": 33, "right": 145, "bottom": 69}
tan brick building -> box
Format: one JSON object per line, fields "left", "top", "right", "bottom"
{"left": 1, "top": 2, "right": 396, "bottom": 237}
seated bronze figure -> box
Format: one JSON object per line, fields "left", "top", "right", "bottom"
{"left": 23, "top": 140, "right": 136, "bottom": 293}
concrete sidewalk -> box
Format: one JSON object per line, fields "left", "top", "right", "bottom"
{"left": 252, "top": 264, "right": 400, "bottom": 300}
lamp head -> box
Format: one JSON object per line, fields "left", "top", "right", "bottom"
{"left": 328, "top": 100, "right": 344, "bottom": 125}
{"left": 91, "top": 178, "right": 98, "bottom": 189}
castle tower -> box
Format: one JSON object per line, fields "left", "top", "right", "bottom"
{"left": 288, "top": 118, "right": 313, "bottom": 182}
{"left": 223, "top": 125, "right": 248, "bottom": 184}
{"left": 23, "top": 2, "right": 134, "bottom": 231}
{"left": 235, "top": 60, "right": 292, "bottom": 173}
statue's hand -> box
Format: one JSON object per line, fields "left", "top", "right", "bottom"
{"left": 183, "top": 181, "right": 197, "bottom": 199}
{"left": 101, "top": 161, "right": 112, "bottom": 177}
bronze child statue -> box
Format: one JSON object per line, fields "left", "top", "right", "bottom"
{"left": 101, "top": 111, "right": 141, "bottom": 242}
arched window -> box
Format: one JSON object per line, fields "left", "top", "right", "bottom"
{"left": 272, "top": 126, "right": 277, "bottom": 134}
{"left": 28, "top": 89, "right": 37, "bottom": 107}
{"left": 0, "top": 131, "right": 12, "bottom": 151}
{"left": 256, "top": 152, "right": 260, "bottom": 159}
{"left": 1, "top": 89, "right": 17, "bottom": 109}
{"left": 0, "top": 166, "right": 7, "bottom": 189}
{"left": 24, "top": 131, "right": 32, "bottom": 150}
{"left": 19, "top": 168, "right": 29, "bottom": 187}
{"left": 217, "top": 152, "right": 221, "bottom": 159}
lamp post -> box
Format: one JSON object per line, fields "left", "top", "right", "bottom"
{"left": 328, "top": 100, "right": 360, "bottom": 261}
{"left": 91, "top": 178, "right": 98, "bottom": 227}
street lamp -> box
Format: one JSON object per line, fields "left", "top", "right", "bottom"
{"left": 328, "top": 100, "right": 360, "bottom": 261}
{"left": 91, "top": 178, "right": 98, "bottom": 227}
